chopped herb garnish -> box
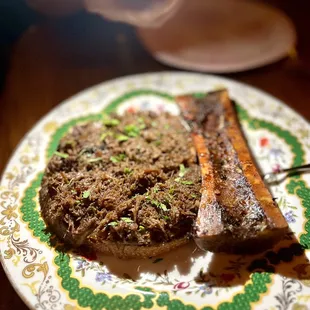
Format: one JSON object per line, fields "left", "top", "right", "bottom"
{"left": 88, "top": 157, "right": 102, "bottom": 163}
{"left": 153, "top": 258, "right": 163, "bottom": 264}
{"left": 159, "top": 203, "right": 168, "bottom": 211}
{"left": 117, "top": 134, "right": 129, "bottom": 142}
{"left": 124, "top": 124, "right": 140, "bottom": 137}
{"left": 169, "top": 187, "right": 175, "bottom": 195}
{"left": 82, "top": 191, "right": 90, "bottom": 198}
{"left": 153, "top": 186, "right": 159, "bottom": 193}
{"left": 163, "top": 215, "right": 170, "bottom": 221}
{"left": 102, "top": 114, "right": 120, "bottom": 126}
{"left": 180, "top": 180, "right": 194, "bottom": 185}
{"left": 154, "top": 140, "right": 161, "bottom": 146}
{"left": 139, "top": 225, "right": 145, "bottom": 232}
{"left": 100, "top": 132, "right": 113, "bottom": 141}
{"left": 121, "top": 217, "right": 133, "bottom": 223}
{"left": 175, "top": 165, "right": 191, "bottom": 183}
{"left": 191, "top": 194, "right": 198, "bottom": 198}
{"left": 150, "top": 199, "right": 168, "bottom": 212}
{"left": 110, "top": 156, "right": 118, "bottom": 163}
{"left": 110, "top": 153, "right": 126, "bottom": 163}
{"left": 54, "top": 151, "right": 69, "bottom": 159}
{"left": 138, "top": 118, "right": 146, "bottom": 129}
{"left": 124, "top": 167, "right": 132, "bottom": 174}
{"left": 164, "top": 124, "right": 170, "bottom": 130}
{"left": 179, "top": 164, "right": 187, "bottom": 178}
{"left": 108, "top": 221, "right": 118, "bottom": 227}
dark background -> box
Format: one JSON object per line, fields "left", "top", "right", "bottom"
{"left": 0, "top": 1, "right": 310, "bottom": 309}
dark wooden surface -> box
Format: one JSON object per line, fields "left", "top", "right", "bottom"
{"left": 1, "top": 1, "right": 310, "bottom": 309}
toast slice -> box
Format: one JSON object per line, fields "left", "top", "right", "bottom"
{"left": 176, "top": 90, "right": 288, "bottom": 253}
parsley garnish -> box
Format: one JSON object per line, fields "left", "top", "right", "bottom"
{"left": 121, "top": 217, "right": 133, "bottom": 223}
{"left": 175, "top": 164, "right": 193, "bottom": 184}
{"left": 108, "top": 221, "right": 118, "bottom": 227}
{"left": 117, "top": 134, "right": 129, "bottom": 142}
{"left": 54, "top": 151, "right": 69, "bottom": 159}
{"left": 124, "top": 124, "right": 140, "bottom": 137}
{"left": 180, "top": 180, "right": 193, "bottom": 185}
{"left": 159, "top": 203, "right": 168, "bottom": 211}
{"left": 82, "top": 191, "right": 90, "bottom": 198}
{"left": 110, "top": 154, "right": 126, "bottom": 163}
{"left": 179, "top": 164, "right": 187, "bottom": 178}
{"left": 124, "top": 167, "right": 132, "bottom": 174}
{"left": 139, "top": 225, "right": 145, "bottom": 232}
{"left": 102, "top": 114, "right": 120, "bottom": 126}
{"left": 100, "top": 132, "right": 113, "bottom": 141}
{"left": 150, "top": 199, "right": 168, "bottom": 212}
{"left": 138, "top": 117, "right": 146, "bottom": 129}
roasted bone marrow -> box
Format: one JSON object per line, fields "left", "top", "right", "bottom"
{"left": 176, "top": 90, "right": 288, "bottom": 254}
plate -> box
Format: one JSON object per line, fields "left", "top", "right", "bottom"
{"left": 0, "top": 72, "right": 309, "bottom": 310}
{"left": 137, "top": 1, "right": 296, "bottom": 73}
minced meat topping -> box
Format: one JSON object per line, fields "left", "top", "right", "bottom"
{"left": 40, "top": 112, "right": 201, "bottom": 246}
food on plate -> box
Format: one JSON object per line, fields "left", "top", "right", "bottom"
{"left": 40, "top": 90, "right": 288, "bottom": 258}
{"left": 39, "top": 112, "right": 202, "bottom": 259}
{"left": 176, "top": 90, "right": 288, "bottom": 253}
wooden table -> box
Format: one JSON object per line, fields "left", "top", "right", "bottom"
{"left": 1, "top": 1, "right": 309, "bottom": 309}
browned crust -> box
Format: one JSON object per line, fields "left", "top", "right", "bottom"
{"left": 88, "top": 237, "right": 189, "bottom": 259}
{"left": 176, "top": 90, "right": 288, "bottom": 254}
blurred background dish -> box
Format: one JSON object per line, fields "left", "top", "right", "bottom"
{"left": 137, "top": 0, "right": 296, "bottom": 73}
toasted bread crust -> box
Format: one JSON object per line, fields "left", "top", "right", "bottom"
{"left": 88, "top": 237, "right": 189, "bottom": 259}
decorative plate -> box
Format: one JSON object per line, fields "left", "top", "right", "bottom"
{"left": 0, "top": 72, "right": 309, "bottom": 310}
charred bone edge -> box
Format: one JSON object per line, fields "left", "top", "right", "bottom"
{"left": 176, "top": 90, "right": 288, "bottom": 254}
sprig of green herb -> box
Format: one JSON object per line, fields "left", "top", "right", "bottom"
{"left": 110, "top": 153, "right": 126, "bottom": 163}
{"left": 138, "top": 118, "right": 146, "bottom": 129}
{"left": 124, "top": 167, "right": 132, "bottom": 174}
{"left": 180, "top": 180, "right": 193, "bottom": 185}
{"left": 100, "top": 131, "right": 113, "bottom": 141}
{"left": 124, "top": 124, "right": 140, "bottom": 137}
{"left": 117, "top": 134, "right": 129, "bottom": 142}
{"left": 82, "top": 191, "right": 90, "bottom": 198}
{"left": 139, "top": 225, "right": 145, "bottom": 232}
{"left": 102, "top": 114, "right": 120, "bottom": 126}
{"left": 108, "top": 221, "right": 118, "bottom": 227}
{"left": 149, "top": 199, "right": 168, "bottom": 212}
{"left": 54, "top": 151, "right": 69, "bottom": 159}
{"left": 121, "top": 217, "right": 134, "bottom": 223}
{"left": 179, "top": 164, "right": 187, "bottom": 178}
